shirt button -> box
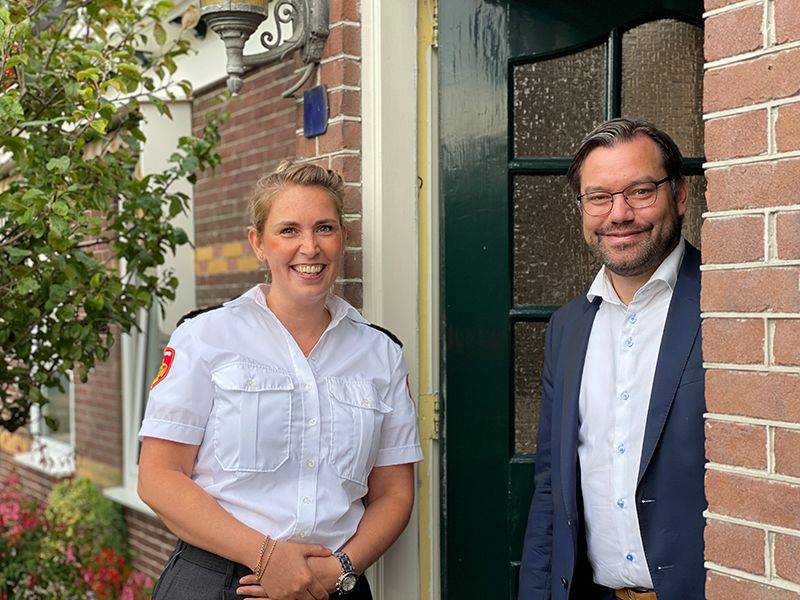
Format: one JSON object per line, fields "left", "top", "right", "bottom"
{"left": 620, "top": 390, "right": 630, "bottom": 401}
{"left": 361, "top": 399, "right": 370, "bottom": 406}
{"left": 617, "top": 499, "right": 625, "bottom": 508}
{"left": 303, "top": 497, "right": 312, "bottom": 504}
{"left": 306, "top": 459, "right": 315, "bottom": 468}
{"left": 628, "top": 314, "right": 637, "bottom": 324}
{"left": 308, "top": 418, "right": 317, "bottom": 427}
{"left": 626, "top": 553, "right": 634, "bottom": 562}
{"left": 624, "top": 337, "right": 634, "bottom": 348}
{"left": 303, "top": 383, "right": 311, "bottom": 391}
{"left": 617, "top": 444, "right": 626, "bottom": 454}
{"left": 298, "top": 531, "right": 307, "bottom": 538}
{"left": 248, "top": 379, "right": 256, "bottom": 387}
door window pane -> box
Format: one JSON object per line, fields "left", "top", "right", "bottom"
{"left": 513, "top": 44, "right": 607, "bottom": 158}
{"left": 683, "top": 175, "right": 707, "bottom": 248}
{"left": 514, "top": 322, "right": 548, "bottom": 453}
{"left": 513, "top": 175, "right": 601, "bottom": 305}
{"left": 621, "top": 19, "right": 704, "bottom": 156}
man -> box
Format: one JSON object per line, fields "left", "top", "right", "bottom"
{"left": 519, "top": 119, "right": 705, "bottom": 600}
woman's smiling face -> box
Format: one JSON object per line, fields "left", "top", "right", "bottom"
{"left": 249, "top": 184, "right": 345, "bottom": 308}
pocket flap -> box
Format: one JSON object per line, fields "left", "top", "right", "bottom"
{"left": 328, "top": 377, "right": 392, "bottom": 413}
{"left": 212, "top": 362, "right": 294, "bottom": 392}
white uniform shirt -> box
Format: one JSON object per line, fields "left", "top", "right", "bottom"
{"left": 578, "top": 239, "right": 685, "bottom": 590}
{"left": 139, "top": 285, "right": 423, "bottom": 552}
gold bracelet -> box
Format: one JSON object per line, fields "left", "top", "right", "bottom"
{"left": 252, "top": 535, "right": 270, "bottom": 579}
{"left": 258, "top": 538, "right": 278, "bottom": 581}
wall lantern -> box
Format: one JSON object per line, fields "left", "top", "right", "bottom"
{"left": 199, "top": 0, "right": 329, "bottom": 96}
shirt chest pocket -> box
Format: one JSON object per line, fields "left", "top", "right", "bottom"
{"left": 327, "top": 377, "right": 392, "bottom": 488}
{"left": 211, "top": 363, "right": 294, "bottom": 473}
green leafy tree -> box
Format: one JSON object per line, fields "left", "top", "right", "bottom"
{"left": 0, "top": 0, "right": 226, "bottom": 431}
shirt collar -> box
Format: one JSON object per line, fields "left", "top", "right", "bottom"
{"left": 586, "top": 237, "right": 686, "bottom": 305}
{"left": 229, "top": 285, "right": 365, "bottom": 328}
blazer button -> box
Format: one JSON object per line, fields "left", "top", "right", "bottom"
{"left": 561, "top": 577, "right": 568, "bottom": 589}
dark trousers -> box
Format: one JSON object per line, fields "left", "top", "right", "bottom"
{"left": 152, "top": 540, "right": 373, "bottom": 600}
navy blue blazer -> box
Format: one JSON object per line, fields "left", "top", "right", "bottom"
{"left": 519, "top": 243, "right": 706, "bottom": 600}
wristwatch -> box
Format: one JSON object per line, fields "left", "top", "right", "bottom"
{"left": 333, "top": 550, "right": 358, "bottom": 595}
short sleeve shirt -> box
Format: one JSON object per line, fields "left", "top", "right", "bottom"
{"left": 139, "top": 285, "right": 423, "bottom": 551}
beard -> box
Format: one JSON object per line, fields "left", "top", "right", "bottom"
{"left": 587, "top": 210, "right": 683, "bottom": 278}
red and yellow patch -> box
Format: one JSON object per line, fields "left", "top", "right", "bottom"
{"left": 150, "top": 347, "right": 176, "bottom": 389}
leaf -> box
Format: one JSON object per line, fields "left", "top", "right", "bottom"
{"left": 90, "top": 272, "right": 102, "bottom": 289}
{"left": 75, "top": 67, "right": 100, "bottom": 81}
{"left": 46, "top": 156, "right": 71, "bottom": 173}
{"left": 51, "top": 200, "right": 69, "bottom": 216}
{"left": 153, "top": 22, "right": 167, "bottom": 46}
{"left": 5, "top": 246, "right": 32, "bottom": 258}
{"left": 90, "top": 119, "right": 107, "bottom": 134}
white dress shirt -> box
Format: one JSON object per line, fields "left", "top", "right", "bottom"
{"left": 578, "top": 239, "right": 686, "bottom": 590}
{"left": 139, "top": 284, "right": 423, "bottom": 552}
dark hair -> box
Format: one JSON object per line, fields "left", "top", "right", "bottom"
{"left": 566, "top": 118, "right": 684, "bottom": 194}
{"left": 248, "top": 160, "right": 345, "bottom": 235}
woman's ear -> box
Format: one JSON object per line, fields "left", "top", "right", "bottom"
{"left": 247, "top": 228, "right": 264, "bottom": 262}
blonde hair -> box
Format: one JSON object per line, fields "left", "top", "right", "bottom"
{"left": 248, "top": 160, "right": 346, "bottom": 235}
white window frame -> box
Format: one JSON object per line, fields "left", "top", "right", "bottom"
{"left": 104, "top": 100, "right": 195, "bottom": 514}
{"left": 15, "top": 370, "right": 76, "bottom": 477}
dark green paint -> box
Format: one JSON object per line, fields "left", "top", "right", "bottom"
{"left": 440, "top": 1, "right": 703, "bottom": 598}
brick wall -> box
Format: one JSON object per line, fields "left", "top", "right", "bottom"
{"left": 703, "top": 0, "right": 800, "bottom": 597}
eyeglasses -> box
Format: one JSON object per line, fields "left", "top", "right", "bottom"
{"left": 577, "top": 176, "right": 672, "bottom": 216}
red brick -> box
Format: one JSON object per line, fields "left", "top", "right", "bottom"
{"left": 705, "top": 4, "right": 763, "bottom": 62}
{"left": 773, "top": 319, "right": 800, "bottom": 367}
{"left": 329, "top": 0, "right": 360, "bottom": 23}
{"left": 705, "top": 0, "right": 744, "bottom": 10}
{"left": 775, "top": 0, "right": 800, "bottom": 45}
{"left": 701, "top": 267, "right": 800, "bottom": 312}
{"left": 705, "top": 519, "right": 765, "bottom": 575}
{"left": 343, "top": 185, "right": 361, "bottom": 213}
{"left": 328, "top": 154, "right": 361, "bottom": 183}
{"left": 703, "top": 318, "right": 765, "bottom": 365}
{"left": 323, "top": 23, "right": 361, "bottom": 60}
{"left": 775, "top": 102, "right": 800, "bottom": 153}
{"left": 319, "top": 120, "right": 361, "bottom": 154}
{"left": 707, "top": 571, "right": 799, "bottom": 600}
{"left": 775, "top": 428, "right": 800, "bottom": 478}
{"left": 706, "top": 370, "right": 800, "bottom": 422}
{"left": 320, "top": 58, "right": 361, "bottom": 89}
{"left": 701, "top": 215, "right": 764, "bottom": 265}
{"left": 705, "top": 419, "right": 767, "bottom": 470}
{"left": 705, "top": 111, "right": 767, "bottom": 161}
{"left": 707, "top": 469, "right": 800, "bottom": 529}
{"left": 343, "top": 217, "right": 361, "bottom": 246}
{"left": 296, "top": 133, "right": 317, "bottom": 158}
{"left": 775, "top": 533, "right": 800, "bottom": 584}
{"left": 776, "top": 211, "right": 800, "bottom": 260}
{"left": 327, "top": 88, "right": 361, "bottom": 118}
{"left": 342, "top": 249, "right": 362, "bottom": 279}
{"left": 705, "top": 159, "right": 800, "bottom": 211}
{"left": 704, "top": 47, "right": 800, "bottom": 113}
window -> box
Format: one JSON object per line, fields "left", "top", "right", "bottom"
{"left": 15, "top": 371, "right": 76, "bottom": 476}
{"left": 103, "top": 100, "right": 195, "bottom": 513}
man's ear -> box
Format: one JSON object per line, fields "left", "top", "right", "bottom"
{"left": 675, "top": 177, "right": 689, "bottom": 217}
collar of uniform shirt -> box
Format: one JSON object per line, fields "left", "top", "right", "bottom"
{"left": 585, "top": 237, "right": 686, "bottom": 307}
{"left": 227, "top": 284, "right": 368, "bottom": 331}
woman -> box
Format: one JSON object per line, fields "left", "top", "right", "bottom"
{"left": 138, "top": 161, "right": 422, "bottom": 600}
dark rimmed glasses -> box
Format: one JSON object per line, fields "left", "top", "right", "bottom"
{"left": 577, "top": 176, "right": 672, "bottom": 216}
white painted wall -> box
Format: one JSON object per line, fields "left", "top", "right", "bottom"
{"left": 361, "top": 1, "right": 421, "bottom": 599}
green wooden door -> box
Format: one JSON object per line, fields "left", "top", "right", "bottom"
{"left": 439, "top": 1, "right": 704, "bottom": 598}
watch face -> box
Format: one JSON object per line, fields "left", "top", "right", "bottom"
{"left": 341, "top": 573, "right": 357, "bottom": 592}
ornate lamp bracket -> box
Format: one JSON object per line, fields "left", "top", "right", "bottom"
{"left": 200, "top": 0, "right": 329, "bottom": 96}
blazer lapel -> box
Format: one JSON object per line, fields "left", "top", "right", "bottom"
{"left": 637, "top": 244, "right": 701, "bottom": 483}
{"left": 560, "top": 296, "right": 601, "bottom": 518}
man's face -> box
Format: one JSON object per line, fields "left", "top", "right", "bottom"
{"left": 579, "top": 134, "right": 688, "bottom": 280}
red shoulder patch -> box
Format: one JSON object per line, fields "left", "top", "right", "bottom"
{"left": 150, "top": 347, "right": 176, "bottom": 390}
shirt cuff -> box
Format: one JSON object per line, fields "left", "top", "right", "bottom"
{"left": 374, "top": 444, "right": 424, "bottom": 467}
{"left": 138, "top": 418, "right": 205, "bottom": 445}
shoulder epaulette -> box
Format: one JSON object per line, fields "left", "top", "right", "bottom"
{"left": 176, "top": 302, "right": 225, "bottom": 327}
{"left": 364, "top": 323, "right": 403, "bottom": 348}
